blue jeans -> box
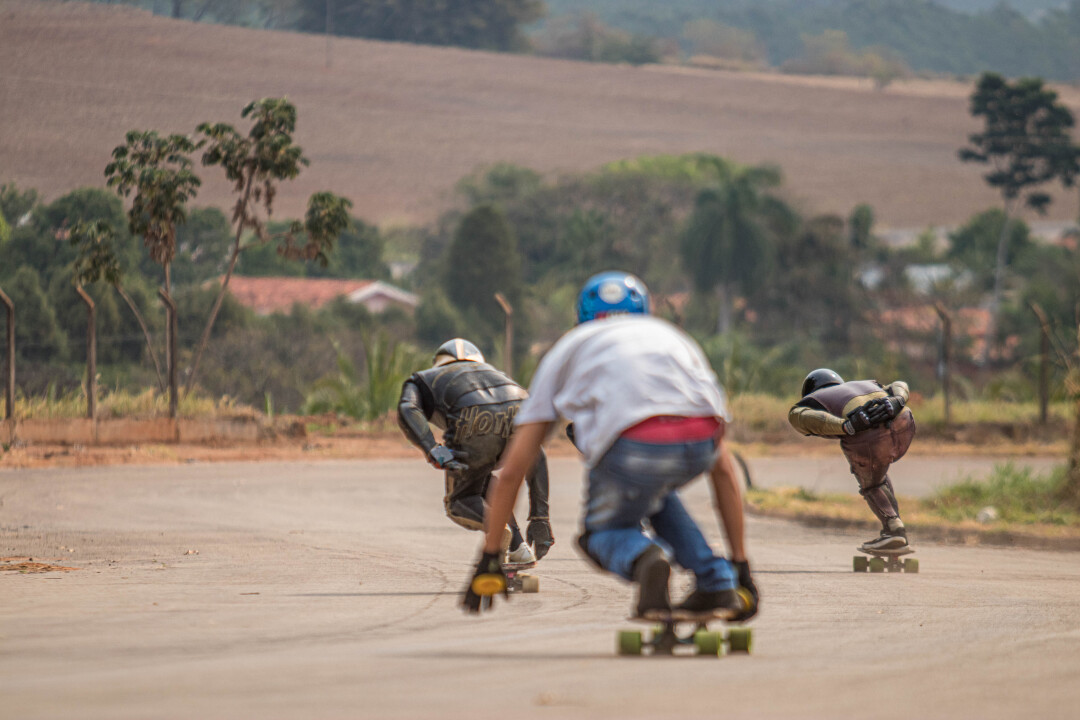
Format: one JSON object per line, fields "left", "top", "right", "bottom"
{"left": 580, "top": 436, "right": 736, "bottom": 592}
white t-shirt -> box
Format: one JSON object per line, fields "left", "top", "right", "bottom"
{"left": 515, "top": 315, "right": 730, "bottom": 467}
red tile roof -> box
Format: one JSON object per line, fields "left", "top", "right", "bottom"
{"left": 225, "top": 276, "right": 374, "bottom": 315}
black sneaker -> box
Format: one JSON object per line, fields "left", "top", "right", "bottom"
{"left": 632, "top": 545, "right": 671, "bottom": 619}
{"left": 674, "top": 587, "right": 743, "bottom": 616}
{"left": 861, "top": 527, "right": 908, "bottom": 551}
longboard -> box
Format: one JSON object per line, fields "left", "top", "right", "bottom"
{"left": 854, "top": 546, "right": 918, "bottom": 573}
{"left": 616, "top": 606, "right": 753, "bottom": 657}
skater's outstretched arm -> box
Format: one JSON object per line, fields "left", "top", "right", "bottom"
{"left": 708, "top": 442, "right": 747, "bottom": 562}
{"left": 481, "top": 422, "right": 551, "bottom": 554}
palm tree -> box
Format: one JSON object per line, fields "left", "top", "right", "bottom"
{"left": 679, "top": 160, "right": 783, "bottom": 334}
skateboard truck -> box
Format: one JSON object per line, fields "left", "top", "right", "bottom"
{"left": 854, "top": 546, "right": 919, "bottom": 573}
{"left": 616, "top": 602, "right": 753, "bottom": 658}
{"left": 504, "top": 560, "right": 540, "bottom": 594}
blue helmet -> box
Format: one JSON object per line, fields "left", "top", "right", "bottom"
{"left": 576, "top": 271, "right": 650, "bottom": 324}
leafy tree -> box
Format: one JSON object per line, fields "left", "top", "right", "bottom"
{"left": 298, "top": 0, "right": 543, "bottom": 51}
{"left": 5, "top": 189, "right": 131, "bottom": 290}
{"left": 169, "top": 207, "right": 234, "bottom": 286}
{"left": 848, "top": 203, "right": 876, "bottom": 253}
{"left": 441, "top": 204, "right": 524, "bottom": 353}
{"left": 48, "top": 268, "right": 124, "bottom": 365}
{"left": 0, "top": 183, "right": 38, "bottom": 227}
{"left": 4, "top": 266, "right": 66, "bottom": 363}
{"left": 682, "top": 19, "right": 765, "bottom": 65}
{"left": 0, "top": 211, "right": 10, "bottom": 249}
{"left": 69, "top": 220, "right": 167, "bottom": 389}
{"left": 188, "top": 98, "right": 352, "bottom": 394}
{"left": 105, "top": 130, "right": 202, "bottom": 295}
{"left": 958, "top": 72, "right": 1080, "bottom": 362}
{"left": 679, "top": 160, "right": 783, "bottom": 334}
{"left": 531, "top": 12, "right": 661, "bottom": 64}
{"left": 304, "top": 332, "right": 426, "bottom": 420}
{"left": 946, "top": 209, "right": 1033, "bottom": 293}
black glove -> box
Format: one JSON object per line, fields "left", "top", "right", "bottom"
{"left": 732, "top": 559, "right": 759, "bottom": 622}
{"left": 842, "top": 409, "right": 873, "bottom": 435}
{"left": 526, "top": 517, "right": 555, "bottom": 561}
{"left": 429, "top": 444, "right": 467, "bottom": 472}
{"left": 864, "top": 396, "right": 904, "bottom": 426}
{"left": 462, "top": 551, "right": 508, "bottom": 614}
{"left": 564, "top": 423, "right": 577, "bottom": 448}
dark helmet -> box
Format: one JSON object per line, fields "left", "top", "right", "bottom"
{"left": 801, "top": 368, "right": 844, "bottom": 397}
{"left": 576, "top": 271, "right": 650, "bottom": 324}
{"left": 433, "top": 338, "right": 485, "bottom": 367}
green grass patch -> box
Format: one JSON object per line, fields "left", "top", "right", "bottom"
{"left": 924, "top": 463, "right": 1079, "bottom": 526}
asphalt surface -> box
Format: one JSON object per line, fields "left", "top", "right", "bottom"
{"left": 2, "top": 457, "right": 1079, "bottom": 720}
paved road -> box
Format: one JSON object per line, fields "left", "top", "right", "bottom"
{"left": 2, "top": 458, "right": 1079, "bottom": 720}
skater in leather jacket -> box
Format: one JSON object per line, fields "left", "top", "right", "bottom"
{"left": 398, "top": 338, "right": 553, "bottom": 564}
{"left": 789, "top": 368, "right": 916, "bottom": 551}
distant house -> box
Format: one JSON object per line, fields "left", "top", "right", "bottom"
{"left": 224, "top": 276, "right": 419, "bottom": 316}
{"left": 877, "top": 305, "right": 1018, "bottom": 364}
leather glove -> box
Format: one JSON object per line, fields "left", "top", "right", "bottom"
{"left": 462, "top": 551, "right": 508, "bottom": 614}
{"left": 732, "top": 559, "right": 759, "bottom": 622}
{"left": 429, "top": 444, "right": 467, "bottom": 472}
{"left": 864, "top": 396, "right": 904, "bottom": 426}
{"left": 526, "top": 517, "right": 555, "bottom": 561}
{"left": 842, "top": 409, "right": 873, "bottom": 435}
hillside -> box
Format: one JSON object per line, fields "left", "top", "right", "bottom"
{"left": 1, "top": 0, "right": 1078, "bottom": 230}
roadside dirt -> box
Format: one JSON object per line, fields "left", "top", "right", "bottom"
{"left": 0, "top": 428, "right": 1066, "bottom": 470}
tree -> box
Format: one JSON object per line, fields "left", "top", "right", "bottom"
{"left": 0, "top": 183, "right": 38, "bottom": 228}
{"left": 679, "top": 160, "right": 783, "bottom": 334}
{"left": 105, "top": 131, "right": 202, "bottom": 295}
{"left": 69, "top": 220, "right": 167, "bottom": 389}
{"left": 188, "top": 98, "right": 352, "bottom": 394}
{"left": 442, "top": 204, "right": 524, "bottom": 353}
{"left": 958, "top": 72, "right": 1080, "bottom": 362}
{"left": 4, "top": 267, "right": 66, "bottom": 363}
{"left": 297, "top": 0, "right": 544, "bottom": 52}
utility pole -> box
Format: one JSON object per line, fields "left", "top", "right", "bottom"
{"left": 494, "top": 292, "right": 513, "bottom": 377}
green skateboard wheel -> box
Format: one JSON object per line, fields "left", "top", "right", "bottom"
{"left": 903, "top": 558, "right": 919, "bottom": 573}
{"left": 520, "top": 575, "right": 540, "bottom": 593}
{"left": 693, "top": 630, "right": 724, "bottom": 657}
{"left": 617, "top": 630, "right": 643, "bottom": 655}
{"left": 854, "top": 556, "right": 869, "bottom": 572}
{"left": 869, "top": 558, "right": 886, "bottom": 573}
{"left": 727, "top": 627, "right": 753, "bottom": 654}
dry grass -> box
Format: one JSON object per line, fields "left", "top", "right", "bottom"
{"left": 2, "top": 0, "right": 1078, "bottom": 230}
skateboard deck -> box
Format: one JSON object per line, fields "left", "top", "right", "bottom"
{"left": 503, "top": 560, "right": 539, "bottom": 594}
{"left": 617, "top": 608, "right": 753, "bottom": 657}
{"left": 854, "top": 546, "right": 918, "bottom": 573}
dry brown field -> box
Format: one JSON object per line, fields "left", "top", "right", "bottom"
{"left": 2, "top": 0, "right": 1079, "bottom": 230}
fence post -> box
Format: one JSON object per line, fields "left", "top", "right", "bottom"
{"left": 494, "top": 292, "right": 513, "bottom": 377}
{"left": 158, "top": 288, "right": 178, "bottom": 419}
{"left": 75, "top": 286, "right": 97, "bottom": 420}
{"left": 1030, "top": 302, "right": 1052, "bottom": 426}
{"left": 934, "top": 302, "right": 952, "bottom": 427}
{"left": 0, "top": 288, "right": 13, "bottom": 420}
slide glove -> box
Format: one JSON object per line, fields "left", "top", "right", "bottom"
{"left": 842, "top": 409, "right": 873, "bottom": 435}
{"left": 462, "top": 551, "right": 508, "bottom": 614}
{"left": 864, "top": 396, "right": 905, "bottom": 426}
{"left": 429, "top": 444, "right": 468, "bottom": 472}
{"left": 526, "top": 517, "right": 555, "bottom": 561}
{"left": 732, "top": 559, "right": 759, "bottom": 622}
